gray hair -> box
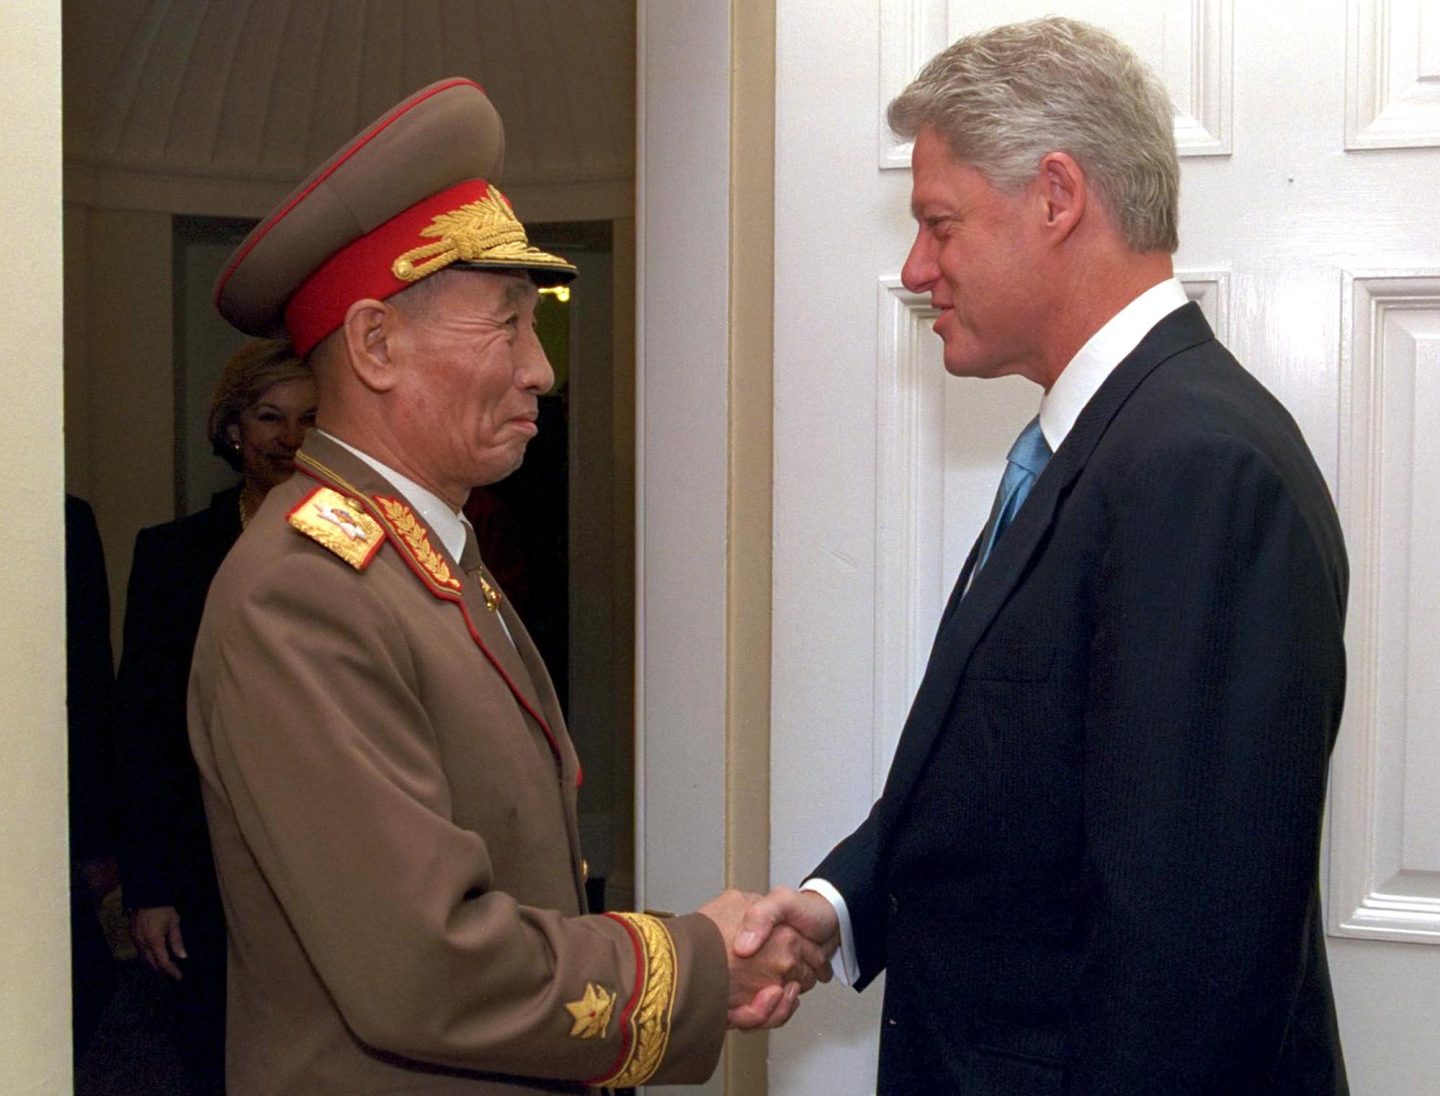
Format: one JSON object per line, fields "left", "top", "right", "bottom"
{"left": 888, "top": 16, "right": 1179, "bottom": 253}
{"left": 388, "top": 265, "right": 464, "bottom": 319}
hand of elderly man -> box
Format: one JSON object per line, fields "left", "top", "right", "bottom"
{"left": 698, "top": 889, "right": 835, "bottom": 1031}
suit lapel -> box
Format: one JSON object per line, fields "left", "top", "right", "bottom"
{"left": 877, "top": 303, "right": 1216, "bottom": 833}
{"left": 936, "top": 536, "right": 983, "bottom": 634}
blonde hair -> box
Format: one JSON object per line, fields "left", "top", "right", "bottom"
{"left": 888, "top": 16, "right": 1179, "bottom": 253}
{"left": 206, "top": 339, "right": 311, "bottom": 469}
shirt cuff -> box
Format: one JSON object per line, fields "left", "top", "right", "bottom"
{"left": 800, "top": 877, "right": 859, "bottom": 987}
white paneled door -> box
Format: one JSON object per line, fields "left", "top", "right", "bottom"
{"left": 769, "top": 1, "right": 1440, "bottom": 1092}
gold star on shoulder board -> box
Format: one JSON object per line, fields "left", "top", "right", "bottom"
{"left": 565, "top": 982, "right": 615, "bottom": 1040}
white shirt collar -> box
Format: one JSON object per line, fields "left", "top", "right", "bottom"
{"left": 317, "top": 429, "right": 468, "bottom": 563}
{"left": 1038, "top": 277, "right": 1189, "bottom": 452}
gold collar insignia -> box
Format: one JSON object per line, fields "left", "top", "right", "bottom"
{"left": 371, "top": 495, "right": 463, "bottom": 593}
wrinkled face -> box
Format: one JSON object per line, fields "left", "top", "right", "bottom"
{"left": 390, "top": 271, "right": 554, "bottom": 498}
{"left": 900, "top": 127, "right": 1050, "bottom": 383}
{"left": 231, "top": 377, "right": 318, "bottom": 493}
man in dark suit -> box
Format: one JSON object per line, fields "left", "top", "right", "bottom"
{"left": 737, "top": 16, "right": 1349, "bottom": 1094}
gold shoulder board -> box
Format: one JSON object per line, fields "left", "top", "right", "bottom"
{"left": 287, "top": 486, "right": 386, "bottom": 571}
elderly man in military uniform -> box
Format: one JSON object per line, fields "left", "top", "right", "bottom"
{"left": 189, "top": 79, "right": 826, "bottom": 1095}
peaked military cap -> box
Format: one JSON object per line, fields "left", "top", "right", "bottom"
{"left": 214, "top": 77, "right": 576, "bottom": 356}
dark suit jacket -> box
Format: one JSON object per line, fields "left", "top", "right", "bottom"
{"left": 815, "top": 304, "right": 1349, "bottom": 1095}
{"left": 65, "top": 494, "right": 117, "bottom": 864}
{"left": 65, "top": 494, "right": 120, "bottom": 1057}
{"left": 116, "top": 487, "right": 241, "bottom": 917}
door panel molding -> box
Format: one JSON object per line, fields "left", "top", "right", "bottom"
{"left": 1346, "top": 0, "right": 1440, "bottom": 149}
{"left": 874, "top": 279, "right": 945, "bottom": 791}
{"left": 878, "top": 0, "right": 1233, "bottom": 169}
{"left": 1331, "top": 270, "right": 1440, "bottom": 942}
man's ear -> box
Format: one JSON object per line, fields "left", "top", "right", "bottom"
{"left": 341, "top": 298, "right": 403, "bottom": 394}
{"left": 1035, "top": 151, "right": 1087, "bottom": 242}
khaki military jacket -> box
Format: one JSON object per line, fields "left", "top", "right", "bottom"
{"left": 188, "top": 433, "right": 726, "bottom": 1094}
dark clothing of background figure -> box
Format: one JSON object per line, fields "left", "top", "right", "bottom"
{"left": 468, "top": 394, "right": 570, "bottom": 711}
{"left": 815, "top": 305, "right": 1350, "bottom": 1095}
{"left": 116, "top": 486, "right": 241, "bottom": 1093}
{"left": 65, "top": 494, "right": 119, "bottom": 1063}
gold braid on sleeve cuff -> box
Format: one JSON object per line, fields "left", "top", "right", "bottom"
{"left": 590, "top": 912, "right": 678, "bottom": 1088}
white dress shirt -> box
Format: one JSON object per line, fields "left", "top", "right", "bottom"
{"left": 321, "top": 429, "right": 469, "bottom": 561}
{"left": 805, "top": 276, "right": 1189, "bottom": 985}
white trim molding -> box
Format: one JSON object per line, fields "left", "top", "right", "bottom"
{"left": 874, "top": 278, "right": 946, "bottom": 793}
{"left": 1330, "top": 270, "right": 1440, "bottom": 943}
{"left": 1178, "top": 269, "right": 1232, "bottom": 343}
{"left": 634, "top": 10, "right": 731, "bottom": 1056}
{"left": 877, "top": 0, "right": 947, "bottom": 169}
{"left": 1346, "top": 0, "right": 1440, "bottom": 149}
{"left": 1166, "top": 0, "right": 1234, "bottom": 156}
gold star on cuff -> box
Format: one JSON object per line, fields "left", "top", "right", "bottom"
{"left": 565, "top": 982, "right": 615, "bottom": 1040}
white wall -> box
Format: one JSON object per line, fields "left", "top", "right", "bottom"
{"left": 0, "top": 0, "right": 71, "bottom": 1090}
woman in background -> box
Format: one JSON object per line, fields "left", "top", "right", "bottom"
{"left": 116, "top": 339, "right": 316, "bottom": 1093}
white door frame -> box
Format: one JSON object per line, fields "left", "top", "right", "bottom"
{"left": 0, "top": 0, "right": 69, "bottom": 1089}
{"left": 634, "top": 12, "right": 730, "bottom": 1096}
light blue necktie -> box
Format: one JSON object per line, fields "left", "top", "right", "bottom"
{"left": 974, "top": 416, "right": 1052, "bottom": 573}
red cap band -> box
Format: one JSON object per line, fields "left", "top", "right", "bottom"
{"left": 283, "top": 179, "right": 492, "bottom": 357}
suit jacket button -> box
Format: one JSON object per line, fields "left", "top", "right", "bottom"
{"left": 888, "top": 893, "right": 899, "bottom": 914}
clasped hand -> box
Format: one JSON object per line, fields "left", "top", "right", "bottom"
{"left": 698, "top": 886, "right": 841, "bottom": 1031}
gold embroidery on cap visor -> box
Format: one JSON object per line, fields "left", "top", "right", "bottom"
{"left": 391, "top": 189, "right": 575, "bottom": 284}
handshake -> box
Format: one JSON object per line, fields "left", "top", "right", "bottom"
{"left": 696, "top": 886, "right": 841, "bottom": 1031}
